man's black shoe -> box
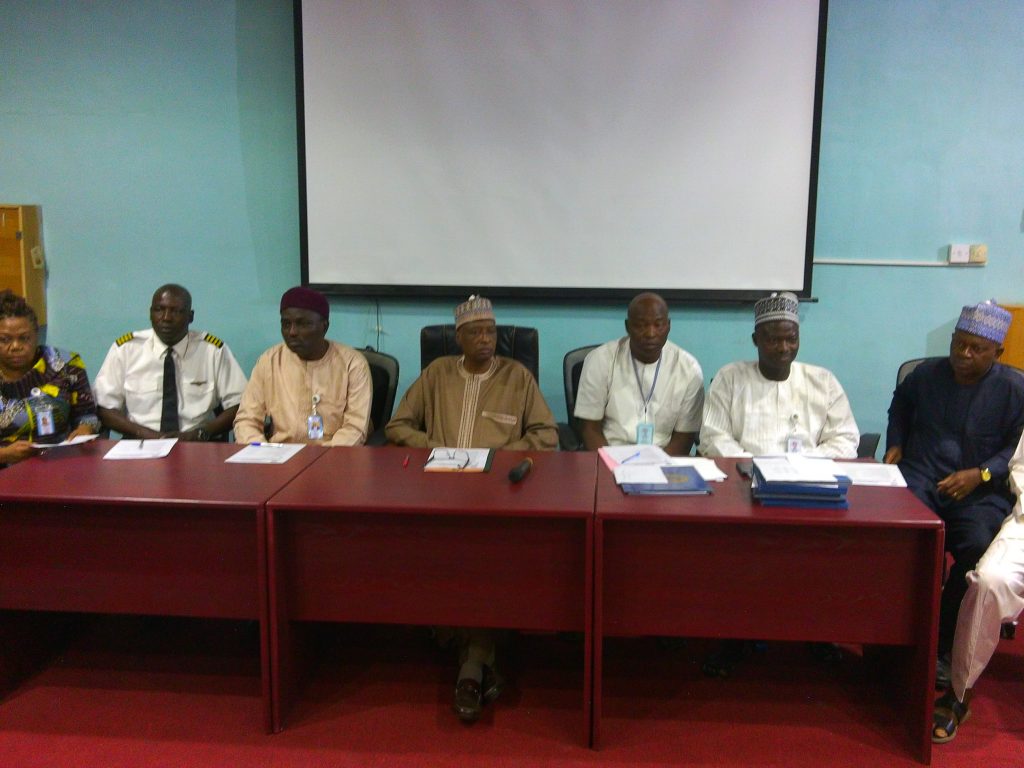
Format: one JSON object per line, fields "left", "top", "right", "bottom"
{"left": 454, "top": 678, "right": 483, "bottom": 722}
{"left": 482, "top": 665, "right": 505, "bottom": 704}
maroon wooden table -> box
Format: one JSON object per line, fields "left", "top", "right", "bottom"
{"left": 265, "top": 446, "right": 598, "bottom": 740}
{"left": 593, "top": 460, "right": 944, "bottom": 763}
{"left": 0, "top": 439, "right": 325, "bottom": 732}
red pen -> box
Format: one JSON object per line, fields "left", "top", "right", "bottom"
{"left": 403, "top": 454, "right": 410, "bottom": 468}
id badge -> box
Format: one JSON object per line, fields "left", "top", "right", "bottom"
{"left": 307, "top": 413, "right": 324, "bottom": 440}
{"left": 786, "top": 435, "right": 803, "bottom": 453}
{"left": 636, "top": 421, "right": 655, "bottom": 445}
{"left": 36, "top": 403, "right": 56, "bottom": 436}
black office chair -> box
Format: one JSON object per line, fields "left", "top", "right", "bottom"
{"left": 847, "top": 356, "right": 936, "bottom": 458}
{"left": 896, "top": 356, "right": 931, "bottom": 385}
{"left": 419, "top": 324, "right": 539, "bottom": 381}
{"left": 557, "top": 344, "right": 599, "bottom": 451}
{"left": 358, "top": 346, "right": 399, "bottom": 446}
{"left": 857, "top": 433, "right": 880, "bottom": 459}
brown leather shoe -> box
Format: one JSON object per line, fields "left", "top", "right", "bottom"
{"left": 454, "top": 678, "right": 482, "bottom": 722}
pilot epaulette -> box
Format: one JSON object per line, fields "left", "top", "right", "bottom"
{"left": 115, "top": 332, "right": 135, "bottom": 347}
{"left": 203, "top": 333, "right": 224, "bottom": 348}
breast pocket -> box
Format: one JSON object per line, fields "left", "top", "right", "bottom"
{"left": 482, "top": 410, "right": 519, "bottom": 441}
{"left": 124, "top": 380, "right": 163, "bottom": 419}
{"left": 181, "top": 378, "right": 216, "bottom": 421}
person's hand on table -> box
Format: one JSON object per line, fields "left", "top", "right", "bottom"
{"left": 883, "top": 446, "right": 902, "bottom": 465}
{"left": 0, "top": 441, "right": 39, "bottom": 464}
{"left": 67, "top": 423, "right": 97, "bottom": 440}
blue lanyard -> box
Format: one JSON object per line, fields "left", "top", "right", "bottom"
{"left": 631, "top": 355, "right": 662, "bottom": 415}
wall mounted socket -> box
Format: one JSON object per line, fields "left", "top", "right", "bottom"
{"left": 969, "top": 244, "right": 988, "bottom": 264}
{"left": 948, "top": 243, "right": 970, "bottom": 264}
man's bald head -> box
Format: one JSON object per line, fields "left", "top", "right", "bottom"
{"left": 627, "top": 292, "right": 668, "bottom": 321}
{"left": 152, "top": 284, "right": 192, "bottom": 311}
{"left": 626, "top": 292, "right": 670, "bottom": 365}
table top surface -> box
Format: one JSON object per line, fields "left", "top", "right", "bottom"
{"left": 267, "top": 445, "right": 598, "bottom": 518}
{"left": 0, "top": 439, "right": 327, "bottom": 508}
{"left": 595, "top": 458, "right": 943, "bottom": 529}
{"left": 0, "top": 442, "right": 943, "bottom": 528}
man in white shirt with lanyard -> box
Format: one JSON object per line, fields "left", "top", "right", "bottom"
{"left": 574, "top": 292, "right": 704, "bottom": 456}
{"left": 700, "top": 291, "right": 859, "bottom": 459}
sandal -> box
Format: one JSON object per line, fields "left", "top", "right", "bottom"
{"left": 932, "top": 689, "right": 970, "bottom": 743}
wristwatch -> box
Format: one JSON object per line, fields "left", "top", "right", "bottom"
{"left": 980, "top": 466, "right": 992, "bottom": 483}
{"left": 195, "top": 427, "right": 212, "bottom": 442}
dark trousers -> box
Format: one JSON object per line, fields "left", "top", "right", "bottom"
{"left": 906, "top": 476, "right": 1010, "bottom": 654}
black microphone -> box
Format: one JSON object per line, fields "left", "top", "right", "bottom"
{"left": 508, "top": 457, "right": 534, "bottom": 483}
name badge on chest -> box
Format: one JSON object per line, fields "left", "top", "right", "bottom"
{"left": 33, "top": 389, "right": 55, "bottom": 437}
{"left": 785, "top": 413, "right": 802, "bottom": 454}
{"left": 307, "top": 393, "right": 324, "bottom": 440}
{"left": 636, "top": 421, "right": 655, "bottom": 445}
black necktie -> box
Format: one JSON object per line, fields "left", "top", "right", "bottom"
{"left": 160, "top": 350, "right": 180, "bottom": 433}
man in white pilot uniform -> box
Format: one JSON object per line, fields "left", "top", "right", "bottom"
{"left": 94, "top": 283, "right": 247, "bottom": 441}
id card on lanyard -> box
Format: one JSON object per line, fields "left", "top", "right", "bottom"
{"left": 307, "top": 393, "right": 324, "bottom": 440}
{"left": 31, "top": 388, "right": 56, "bottom": 437}
{"left": 786, "top": 413, "right": 803, "bottom": 453}
{"left": 632, "top": 356, "right": 662, "bottom": 445}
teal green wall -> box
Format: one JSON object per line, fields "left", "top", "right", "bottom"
{"left": 2, "top": 1, "right": 1023, "bottom": 439}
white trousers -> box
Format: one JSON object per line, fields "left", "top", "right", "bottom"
{"left": 952, "top": 509, "right": 1024, "bottom": 700}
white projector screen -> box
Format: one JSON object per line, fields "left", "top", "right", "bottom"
{"left": 297, "top": 0, "right": 826, "bottom": 300}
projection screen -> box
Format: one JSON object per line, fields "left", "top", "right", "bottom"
{"left": 297, "top": 0, "right": 827, "bottom": 300}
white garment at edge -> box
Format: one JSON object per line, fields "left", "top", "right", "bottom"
{"left": 951, "top": 433, "right": 1024, "bottom": 699}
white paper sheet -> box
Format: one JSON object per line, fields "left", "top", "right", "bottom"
{"left": 664, "top": 457, "right": 728, "bottom": 482}
{"left": 225, "top": 443, "right": 305, "bottom": 464}
{"left": 103, "top": 438, "right": 178, "bottom": 460}
{"left": 831, "top": 462, "right": 907, "bottom": 487}
{"left": 598, "top": 444, "right": 671, "bottom": 470}
{"left": 32, "top": 433, "right": 99, "bottom": 448}
{"left": 752, "top": 455, "right": 841, "bottom": 484}
{"left": 613, "top": 464, "right": 671, "bottom": 485}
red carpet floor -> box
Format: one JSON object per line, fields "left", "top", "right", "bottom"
{"left": 0, "top": 617, "right": 1019, "bottom": 767}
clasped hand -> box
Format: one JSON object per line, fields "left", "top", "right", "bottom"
{"left": 884, "top": 445, "right": 982, "bottom": 501}
{"left": 936, "top": 468, "right": 983, "bottom": 501}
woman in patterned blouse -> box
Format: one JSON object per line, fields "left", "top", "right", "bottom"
{"left": 0, "top": 290, "right": 99, "bottom": 464}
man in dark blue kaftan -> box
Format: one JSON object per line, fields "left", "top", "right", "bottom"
{"left": 885, "top": 301, "right": 1024, "bottom": 678}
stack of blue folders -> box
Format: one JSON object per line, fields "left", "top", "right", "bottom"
{"left": 751, "top": 457, "right": 850, "bottom": 509}
{"left": 617, "top": 465, "right": 711, "bottom": 496}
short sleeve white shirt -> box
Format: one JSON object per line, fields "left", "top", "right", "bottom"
{"left": 574, "top": 337, "right": 704, "bottom": 447}
{"left": 93, "top": 328, "right": 248, "bottom": 432}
